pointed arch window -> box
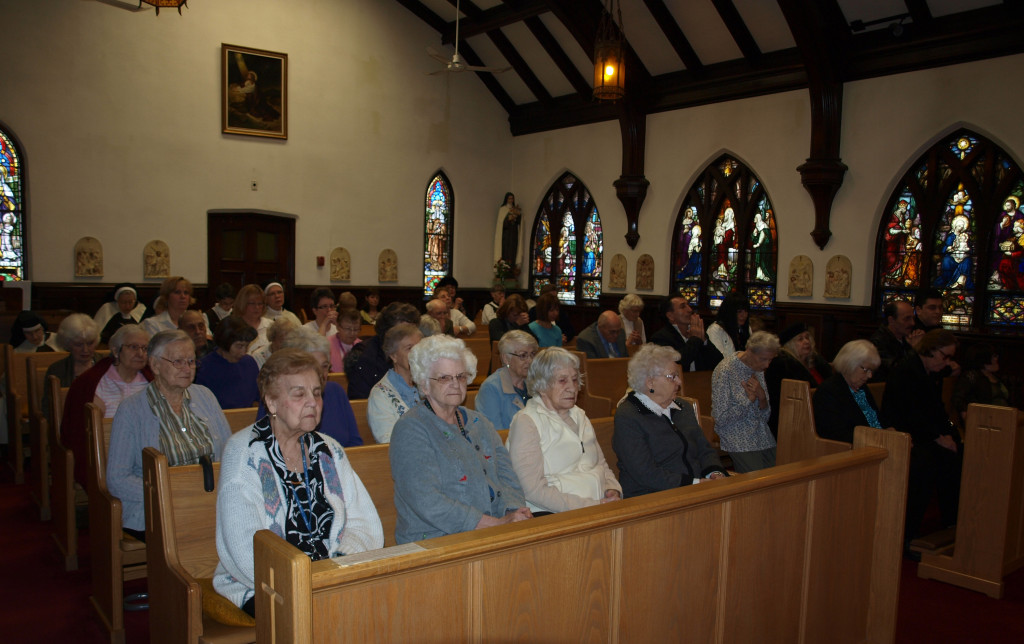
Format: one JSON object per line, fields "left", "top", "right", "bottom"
{"left": 0, "top": 128, "right": 25, "bottom": 281}
{"left": 670, "top": 155, "right": 777, "bottom": 309}
{"left": 529, "top": 173, "right": 603, "bottom": 304}
{"left": 423, "top": 172, "right": 453, "bottom": 297}
{"left": 875, "top": 130, "right": 1024, "bottom": 330}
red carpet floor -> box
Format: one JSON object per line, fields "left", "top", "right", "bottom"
{"left": 1, "top": 463, "right": 1022, "bottom": 643}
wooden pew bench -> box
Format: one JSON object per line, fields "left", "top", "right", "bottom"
{"left": 583, "top": 357, "right": 630, "bottom": 407}
{"left": 47, "top": 375, "right": 78, "bottom": 570}
{"left": 917, "top": 403, "right": 1024, "bottom": 598}
{"left": 255, "top": 427, "right": 910, "bottom": 644}
{"left": 5, "top": 349, "right": 67, "bottom": 483}
{"left": 776, "top": 379, "right": 851, "bottom": 466}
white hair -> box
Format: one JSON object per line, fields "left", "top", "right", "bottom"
{"left": 626, "top": 344, "right": 680, "bottom": 391}
{"left": 408, "top": 334, "right": 477, "bottom": 396}
{"left": 525, "top": 347, "right": 581, "bottom": 397}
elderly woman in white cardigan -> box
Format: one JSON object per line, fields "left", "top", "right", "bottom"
{"left": 213, "top": 349, "right": 382, "bottom": 617}
{"left": 506, "top": 347, "right": 621, "bottom": 514}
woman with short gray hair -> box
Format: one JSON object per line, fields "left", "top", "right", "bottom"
{"left": 507, "top": 347, "right": 621, "bottom": 513}
{"left": 368, "top": 323, "right": 423, "bottom": 443}
{"left": 711, "top": 330, "right": 780, "bottom": 473}
{"left": 618, "top": 293, "right": 646, "bottom": 346}
{"left": 42, "top": 314, "right": 100, "bottom": 424}
{"left": 812, "top": 340, "right": 885, "bottom": 444}
{"left": 474, "top": 330, "right": 537, "bottom": 430}
{"left": 391, "top": 334, "right": 530, "bottom": 543}
{"left": 614, "top": 344, "right": 726, "bottom": 497}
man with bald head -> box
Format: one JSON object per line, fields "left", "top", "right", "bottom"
{"left": 575, "top": 310, "right": 627, "bottom": 359}
{"left": 178, "top": 309, "right": 213, "bottom": 366}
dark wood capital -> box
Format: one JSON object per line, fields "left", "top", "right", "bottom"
{"left": 614, "top": 175, "right": 650, "bottom": 249}
{"left": 797, "top": 157, "right": 847, "bottom": 249}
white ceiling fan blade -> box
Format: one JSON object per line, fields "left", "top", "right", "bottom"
{"left": 426, "top": 46, "right": 450, "bottom": 64}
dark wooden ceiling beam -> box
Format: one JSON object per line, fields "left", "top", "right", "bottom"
{"left": 395, "top": 0, "right": 447, "bottom": 32}
{"left": 441, "top": 0, "right": 550, "bottom": 44}
{"left": 487, "top": 29, "right": 553, "bottom": 103}
{"left": 904, "top": 0, "right": 932, "bottom": 25}
{"left": 642, "top": 0, "right": 704, "bottom": 71}
{"left": 711, "top": 0, "right": 761, "bottom": 59}
{"left": 524, "top": 16, "right": 592, "bottom": 97}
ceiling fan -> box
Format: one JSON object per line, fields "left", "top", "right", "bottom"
{"left": 427, "top": 0, "right": 510, "bottom": 75}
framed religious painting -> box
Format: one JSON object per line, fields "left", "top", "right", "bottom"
{"left": 221, "top": 44, "right": 288, "bottom": 139}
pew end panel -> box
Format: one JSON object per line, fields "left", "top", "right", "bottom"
{"left": 256, "top": 426, "right": 909, "bottom": 644}
{"left": 918, "top": 404, "right": 1024, "bottom": 599}
{"left": 48, "top": 376, "right": 77, "bottom": 570}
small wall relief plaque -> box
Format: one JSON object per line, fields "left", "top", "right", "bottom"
{"left": 788, "top": 255, "right": 813, "bottom": 297}
{"left": 74, "top": 237, "right": 103, "bottom": 277}
{"left": 610, "top": 254, "right": 627, "bottom": 289}
{"left": 144, "top": 240, "right": 170, "bottom": 278}
{"left": 378, "top": 249, "right": 398, "bottom": 282}
{"left": 331, "top": 247, "right": 351, "bottom": 281}
{"left": 635, "top": 254, "right": 654, "bottom": 291}
{"left": 824, "top": 255, "right": 852, "bottom": 299}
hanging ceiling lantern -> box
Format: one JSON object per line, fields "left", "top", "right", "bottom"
{"left": 593, "top": 0, "right": 625, "bottom": 101}
{"left": 140, "top": 0, "right": 187, "bottom": 15}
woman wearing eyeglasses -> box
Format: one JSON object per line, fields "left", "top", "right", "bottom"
{"left": 507, "top": 347, "right": 621, "bottom": 513}
{"left": 61, "top": 324, "right": 154, "bottom": 486}
{"left": 812, "top": 340, "right": 884, "bottom": 444}
{"left": 613, "top": 344, "right": 726, "bottom": 498}
{"left": 391, "top": 334, "right": 531, "bottom": 544}
{"left": 880, "top": 329, "right": 962, "bottom": 555}
{"left": 474, "top": 330, "right": 537, "bottom": 430}
{"left": 107, "top": 330, "right": 231, "bottom": 541}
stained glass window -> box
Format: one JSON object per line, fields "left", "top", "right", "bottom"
{"left": 529, "top": 173, "right": 602, "bottom": 305}
{"left": 0, "top": 129, "right": 25, "bottom": 281}
{"left": 875, "top": 130, "right": 1024, "bottom": 330}
{"left": 670, "top": 155, "right": 778, "bottom": 310}
{"left": 422, "top": 172, "right": 453, "bottom": 297}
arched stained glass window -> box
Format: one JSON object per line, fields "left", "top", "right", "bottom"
{"left": 875, "top": 130, "right": 1024, "bottom": 330}
{"left": 529, "top": 173, "right": 602, "bottom": 304}
{"left": 0, "top": 128, "right": 25, "bottom": 281}
{"left": 670, "top": 155, "right": 777, "bottom": 310}
{"left": 423, "top": 172, "right": 453, "bottom": 297}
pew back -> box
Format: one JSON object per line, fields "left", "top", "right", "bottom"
{"left": 584, "top": 357, "right": 630, "bottom": 407}
{"left": 48, "top": 376, "right": 78, "bottom": 571}
{"left": 776, "top": 379, "right": 852, "bottom": 466}
{"left": 222, "top": 406, "right": 257, "bottom": 433}
{"left": 256, "top": 427, "right": 910, "bottom": 644}
{"left": 326, "top": 372, "right": 348, "bottom": 391}
{"left": 591, "top": 416, "right": 617, "bottom": 477}
{"left": 462, "top": 337, "right": 491, "bottom": 387}
{"left": 5, "top": 350, "right": 67, "bottom": 483}
{"left": 347, "top": 398, "right": 376, "bottom": 446}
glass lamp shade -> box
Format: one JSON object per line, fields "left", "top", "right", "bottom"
{"left": 593, "top": 39, "right": 625, "bottom": 101}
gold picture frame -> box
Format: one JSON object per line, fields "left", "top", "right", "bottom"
{"left": 222, "top": 44, "right": 287, "bottom": 139}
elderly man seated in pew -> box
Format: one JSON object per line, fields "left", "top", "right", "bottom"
{"left": 812, "top": 340, "right": 885, "bottom": 444}
{"left": 614, "top": 344, "right": 726, "bottom": 498}
{"left": 391, "top": 335, "right": 531, "bottom": 544}
{"left": 575, "top": 310, "right": 626, "bottom": 359}
{"left": 214, "top": 349, "right": 383, "bottom": 617}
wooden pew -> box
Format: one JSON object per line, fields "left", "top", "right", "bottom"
{"left": 347, "top": 398, "right": 376, "bottom": 446}
{"left": 48, "top": 375, "right": 78, "bottom": 571}
{"left": 142, "top": 448, "right": 256, "bottom": 644}
{"left": 222, "top": 406, "right": 258, "bottom": 433}
{"left": 86, "top": 402, "right": 147, "bottom": 644}
{"left": 326, "top": 372, "right": 347, "bottom": 392}
{"left": 776, "top": 379, "right": 852, "bottom": 466}
{"left": 5, "top": 349, "right": 67, "bottom": 483}
{"left": 917, "top": 403, "right": 1024, "bottom": 598}
{"left": 29, "top": 369, "right": 67, "bottom": 520}
{"left": 255, "top": 426, "right": 910, "bottom": 644}
{"left": 591, "top": 416, "right": 617, "bottom": 477}
{"left": 570, "top": 350, "right": 613, "bottom": 419}
{"left": 462, "top": 337, "right": 491, "bottom": 388}
{"left": 584, "top": 357, "right": 630, "bottom": 408}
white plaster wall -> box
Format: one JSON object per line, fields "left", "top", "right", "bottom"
{"left": 511, "top": 54, "right": 1024, "bottom": 307}
{"left": 1, "top": 0, "right": 512, "bottom": 287}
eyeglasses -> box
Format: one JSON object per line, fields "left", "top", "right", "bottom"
{"left": 661, "top": 373, "right": 680, "bottom": 382}
{"left": 122, "top": 343, "right": 148, "bottom": 353}
{"left": 858, "top": 365, "right": 873, "bottom": 375}
{"left": 339, "top": 325, "right": 361, "bottom": 333}
{"left": 509, "top": 350, "right": 537, "bottom": 361}
{"left": 161, "top": 356, "right": 196, "bottom": 370}
{"left": 430, "top": 373, "right": 469, "bottom": 386}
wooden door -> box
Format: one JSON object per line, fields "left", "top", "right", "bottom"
{"left": 207, "top": 211, "right": 295, "bottom": 294}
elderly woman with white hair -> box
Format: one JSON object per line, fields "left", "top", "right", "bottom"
{"left": 613, "top": 344, "right": 726, "bottom": 498}
{"left": 618, "top": 293, "right": 646, "bottom": 346}
{"left": 711, "top": 330, "right": 780, "bottom": 473}
{"left": 391, "top": 334, "right": 531, "bottom": 544}
{"left": 474, "top": 330, "right": 537, "bottom": 430}
{"left": 812, "top": 340, "right": 885, "bottom": 444}
{"left": 507, "top": 347, "right": 622, "bottom": 513}
{"left": 367, "top": 322, "right": 423, "bottom": 443}
{"left": 41, "top": 313, "right": 101, "bottom": 424}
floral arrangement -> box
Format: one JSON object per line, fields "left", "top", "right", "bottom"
{"left": 493, "top": 258, "right": 520, "bottom": 281}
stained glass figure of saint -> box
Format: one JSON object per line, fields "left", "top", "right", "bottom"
{"left": 932, "top": 184, "right": 975, "bottom": 290}
{"left": 989, "top": 185, "right": 1024, "bottom": 291}
{"left": 712, "top": 204, "right": 738, "bottom": 280}
{"left": 0, "top": 130, "right": 24, "bottom": 280}
{"left": 676, "top": 206, "right": 701, "bottom": 280}
{"left": 422, "top": 173, "right": 452, "bottom": 296}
